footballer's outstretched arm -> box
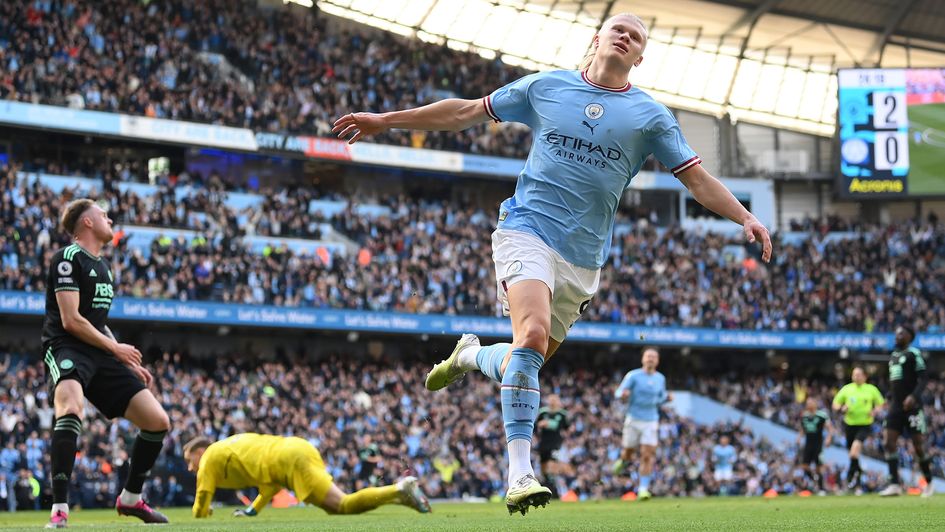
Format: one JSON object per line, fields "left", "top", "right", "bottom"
{"left": 676, "top": 164, "right": 772, "bottom": 263}
{"left": 832, "top": 396, "right": 845, "bottom": 412}
{"left": 249, "top": 484, "right": 282, "bottom": 515}
{"left": 192, "top": 472, "right": 216, "bottom": 518}
{"left": 615, "top": 373, "right": 632, "bottom": 400}
{"left": 332, "top": 98, "right": 490, "bottom": 144}
{"left": 193, "top": 488, "right": 215, "bottom": 518}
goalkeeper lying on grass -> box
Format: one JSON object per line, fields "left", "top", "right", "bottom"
{"left": 184, "top": 433, "right": 431, "bottom": 518}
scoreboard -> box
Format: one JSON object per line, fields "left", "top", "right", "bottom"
{"left": 838, "top": 69, "right": 909, "bottom": 195}
{"left": 838, "top": 68, "right": 945, "bottom": 197}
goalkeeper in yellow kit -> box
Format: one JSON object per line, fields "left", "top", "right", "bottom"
{"left": 184, "top": 433, "right": 431, "bottom": 518}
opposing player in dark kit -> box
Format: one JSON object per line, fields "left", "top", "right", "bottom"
{"left": 42, "top": 199, "right": 171, "bottom": 528}
{"left": 797, "top": 397, "right": 833, "bottom": 495}
{"left": 879, "top": 325, "right": 934, "bottom": 498}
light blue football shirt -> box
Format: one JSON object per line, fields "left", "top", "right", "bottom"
{"left": 484, "top": 69, "right": 700, "bottom": 269}
{"left": 615, "top": 368, "right": 668, "bottom": 422}
{"left": 712, "top": 444, "right": 737, "bottom": 468}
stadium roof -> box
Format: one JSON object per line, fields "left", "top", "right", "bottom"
{"left": 706, "top": 0, "right": 945, "bottom": 45}
{"left": 317, "top": 0, "right": 945, "bottom": 136}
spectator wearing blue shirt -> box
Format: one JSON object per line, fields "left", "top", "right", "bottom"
{"left": 0, "top": 440, "right": 20, "bottom": 511}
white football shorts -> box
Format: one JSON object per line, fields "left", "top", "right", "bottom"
{"left": 621, "top": 416, "right": 659, "bottom": 448}
{"left": 492, "top": 228, "right": 600, "bottom": 342}
{"left": 714, "top": 467, "right": 734, "bottom": 482}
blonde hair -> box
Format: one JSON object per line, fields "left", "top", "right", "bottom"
{"left": 60, "top": 198, "right": 96, "bottom": 236}
{"left": 579, "top": 12, "right": 649, "bottom": 70}
{"left": 183, "top": 436, "right": 213, "bottom": 459}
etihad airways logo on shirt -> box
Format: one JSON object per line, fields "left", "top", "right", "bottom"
{"left": 544, "top": 131, "right": 623, "bottom": 168}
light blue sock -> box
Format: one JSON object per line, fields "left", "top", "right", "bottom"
{"left": 500, "top": 347, "right": 544, "bottom": 443}
{"left": 640, "top": 475, "right": 652, "bottom": 491}
{"left": 475, "top": 343, "right": 511, "bottom": 383}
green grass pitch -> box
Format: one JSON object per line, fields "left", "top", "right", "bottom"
{"left": 907, "top": 102, "right": 945, "bottom": 196}
{"left": 1, "top": 497, "right": 941, "bottom": 531}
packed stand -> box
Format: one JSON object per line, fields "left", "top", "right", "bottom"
{"left": 694, "top": 374, "right": 945, "bottom": 467}
{"left": 1, "top": 164, "right": 498, "bottom": 311}
{"left": 0, "top": 0, "right": 534, "bottom": 159}
{"left": 1, "top": 351, "right": 908, "bottom": 512}
{"left": 4, "top": 162, "right": 945, "bottom": 332}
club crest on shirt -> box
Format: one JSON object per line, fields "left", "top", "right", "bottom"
{"left": 584, "top": 103, "right": 604, "bottom": 120}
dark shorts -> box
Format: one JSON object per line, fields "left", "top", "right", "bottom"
{"left": 358, "top": 464, "right": 375, "bottom": 481}
{"left": 539, "top": 447, "right": 558, "bottom": 464}
{"left": 845, "top": 424, "right": 871, "bottom": 448}
{"left": 43, "top": 344, "right": 145, "bottom": 419}
{"left": 801, "top": 442, "right": 822, "bottom": 465}
{"left": 884, "top": 409, "right": 927, "bottom": 435}
{"left": 538, "top": 438, "right": 562, "bottom": 463}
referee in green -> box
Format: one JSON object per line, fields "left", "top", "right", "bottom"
{"left": 832, "top": 367, "right": 885, "bottom": 494}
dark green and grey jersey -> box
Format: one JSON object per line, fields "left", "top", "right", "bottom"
{"left": 41, "top": 243, "right": 115, "bottom": 350}
{"left": 889, "top": 346, "right": 927, "bottom": 409}
{"left": 801, "top": 409, "right": 828, "bottom": 446}
{"left": 537, "top": 408, "right": 569, "bottom": 447}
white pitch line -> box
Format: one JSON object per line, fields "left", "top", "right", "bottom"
{"left": 909, "top": 119, "right": 945, "bottom": 148}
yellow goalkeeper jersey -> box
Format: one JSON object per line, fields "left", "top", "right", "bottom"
{"left": 192, "top": 433, "right": 331, "bottom": 517}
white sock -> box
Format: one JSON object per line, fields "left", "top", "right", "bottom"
{"left": 51, "top": 503, "right": 69, "bottom": 516}
{"left": 456, "top": 345, "right": 481, "bottom": 372}
{"left": 119, "top": 489, "right": 142, "bottom": 505}
{"left": 507, "top": 438, "right": 534, "bottom": 485}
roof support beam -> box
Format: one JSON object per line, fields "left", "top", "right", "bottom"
{"left": 888, "top": 35, "right": 945, "bottom": 55}
{"left": 723, "top": 1, "right": 769, "bottom": 108}
{"left": 865, "top": 0, "right": 918, "bottom": 66}
{"left": 598, "top": 0, "right": 616, "bottom": 26}
{"left": 723, "top": 0, "right": 781, "bottom": 36}
{"left": 414, "top": 0, "right": 440, "bottom": 32}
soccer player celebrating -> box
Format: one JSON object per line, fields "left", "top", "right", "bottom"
{"left": 184, "top": 433, "right": 431, "bottom": 518}
{"left": 797, "top": 397, "right": 833, "bottom": 495}
{"left": 612, "top": 347, "right": 670, "bottom": 500}
{"left": 711, "top": 435, "right": 737, "bottom": 495}
{"left": 535, "top": 394, "right": 570, "bottom": 489}
{"left": 832, "top": 367, "right": 884, "bottom": 494}
{"left": 42, "top": 199, "right": 170, "bottom": 528}
{"left": 334, "top": 12, "right": 772, "bottom": 515}
{"left": 879, "top": 325, "right": 934, "bottom": 497}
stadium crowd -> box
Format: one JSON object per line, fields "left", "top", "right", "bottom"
{"left": 697, "top": 374, "right": 945, "bottom": 462}
{"left": 2, "top": 350, "right": 920, "bottom": 512}
{"left": 0, "top": 0, "right": 534, "bottom": 158}
{"left": 3, "top": 163, "right": 944, "bottom": 333}
{"left": 1, "top": 0, "right": 942, "bottom": 519}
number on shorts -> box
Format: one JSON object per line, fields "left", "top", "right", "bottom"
{"left": 569, "top": 300, "right": 592, "bottom": 330}
{"left": 579, "top": 299, "right": 591, "bottom": 315}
